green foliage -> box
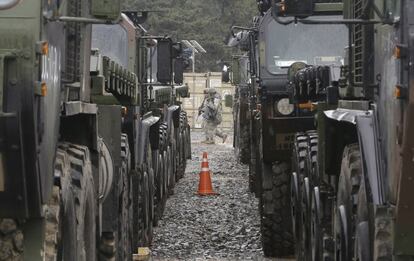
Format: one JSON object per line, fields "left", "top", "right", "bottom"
{"left": 122, "top": 0, "right": 257, "bottom": 72}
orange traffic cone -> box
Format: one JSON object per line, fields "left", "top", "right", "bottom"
{"left": 197, "top": 152, "right": 217, "bottom": 195}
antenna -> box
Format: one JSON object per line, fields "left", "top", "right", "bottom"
{"left": 181, "top": 39, "right": 207, "bottom": 73}
{"left": 181, "top": 40, "right": 199, "bottom": 53}
{"left": 190, "top": 40, "right": 207, "bottom": 53}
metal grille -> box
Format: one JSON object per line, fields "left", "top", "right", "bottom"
{"left": 64, "top": 0, "right": 82, "bottom": 83}
{"left": 353, "top": 0, "right": 364, "bottom": 84}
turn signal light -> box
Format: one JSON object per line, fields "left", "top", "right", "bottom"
{"left": 41, "top": 82, "right": 47, "bottom": 97}
{"left": 41, "top": 42, "right": 49, "bottom": 56}
{"left": 394, "top": 44, "right": 407, "bottom": 59}
{"left": 298, "top": 101, "right": 315, "bottom": 111}
{"left": 395, "top": 85, "right": 407, "bottom": 99}
{"left": 394, "top": 46, "right": 401, "bottom": 59}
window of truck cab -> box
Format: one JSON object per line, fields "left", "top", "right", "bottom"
{"left": 264, "top": 16, "right": 348, "bottom": 76}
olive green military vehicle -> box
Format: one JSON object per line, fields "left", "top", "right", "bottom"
{"left": 268, "top": 0, "right": 414, "bottom": 260}
{"left": 0, "top": 1, "right": 190, "bottom": 260}
{"left": 224, "top": 33, "right": 251, "bottom": 164}
{"left": 228, "top": 1, "right": 347, "bottom": 256}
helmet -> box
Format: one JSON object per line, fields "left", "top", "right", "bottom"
{"left": 205, "top": 88, "right": 217, "bottom": 94}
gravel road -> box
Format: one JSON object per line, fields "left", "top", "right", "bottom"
{"left": 151, "top": 130, "right": 294, "bottom": 261}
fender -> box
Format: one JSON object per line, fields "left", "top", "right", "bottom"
{"left": 324, "top": 108, "right": 385, "bottom": 205}
{"left": 166, "top": 105, "right": 180, "bottom": 129}
{"left": 137, "top": 112, "right": 160, "bottom": 166}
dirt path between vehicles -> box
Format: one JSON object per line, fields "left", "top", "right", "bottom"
{"left": 150, "top": 130, "right": 295, "bottom": 261}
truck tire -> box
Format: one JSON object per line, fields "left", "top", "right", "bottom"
{"left": 130, "top": 138, "right": 155, "bottom": 248}
{"left": 136, "top": 143, "right": 154, "bottom": 247}
{"left": 55, "top": 146, "right": 77, "bottom": 261}
{"left": 117, "top": 134, "right": 133, "bottom": 261}
{"left": 0, "top": 146, "right": 78, "bottom": 261}
{"left": 248, "top": 137, "right": 257, "bottom": 194}
{"left": 43, "top": 186, "right": 60, "bottom": 261}
{"left": 134, "top": 167, "right": 147, "bottom": 247}
{"left": 186, "top": 124, "right": 191, "bottom": 160}
{"left": 334, "top": 144, "right": 361, "bottom": 261}
{"left": 303, "top": 131, "right": 317, "bottom": 261}
{"left": 354, "top": 178, "right": 371, "bottom": 261}
{"left": 239, "top": 124, "right": 250, "bottom": 164}
{"left": 167, "top": 145, "right": 175, "bottom": 195}
{"left": 64, "top": 144, "right": 97, "bottom": 261}
{"left": 0, "top": 221, "right": 23, "bottom": 261}
{"left": 260, "top": 162, "right": 294, "bottom": 257}
{"left": 152, "top": 125, "right": 163, "bottom": 227}
{"left": 0, "top": 192, "right": 62, "bottom": 261}
{"left": 292, "top": 133, "right": 308, "bottom": 259}
{"left": 153, "top": 153, "right": 163, "bottom": 227}
{"left": 146, "top": 145, "right": 154, "bottom": 246}
{"left": 354, "top": 176, "right": 392, "bottom": 261}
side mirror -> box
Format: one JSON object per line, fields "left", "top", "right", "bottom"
{"left": 276, "top": 0, "right": 313, "bottom": 17}
{"left": 157, "top": 39, "right": 173, "bottom": 84}
{"left": 91, "top": 0, "right": 121, "bottom": 20}
{"left": 224, "top": 94, "right": 233, "bottom": 108}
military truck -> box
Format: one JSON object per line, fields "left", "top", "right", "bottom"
{"left": 223, "top": 34, "right": 251, "bottom": 165}
{"left": 0, "top": 1, "right": 190, "bottom": 260}
{"left": 227, "top": 1, "right": 348, "bottom": 257}
{"left": 270, "top": 0, "right": 414, "bottom": 260}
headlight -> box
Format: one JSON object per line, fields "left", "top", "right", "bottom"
{"left": 0, "top": 0, "right": 21, "bottom": 10}
{"left": 275, "top": 98, "right": 294, "bottom": 116}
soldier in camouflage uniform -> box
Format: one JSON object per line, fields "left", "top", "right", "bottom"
{"left": 199, "top": 88, "right": 228, "bottom": 144}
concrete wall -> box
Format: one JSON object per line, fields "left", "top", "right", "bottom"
{"left": 182, "top": 72, "right": 234, "bottom": 129}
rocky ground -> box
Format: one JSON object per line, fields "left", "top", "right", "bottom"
{"left": 150, "top": 130, "right": 294, "bottom": 261}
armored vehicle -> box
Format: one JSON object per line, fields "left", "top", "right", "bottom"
{"left": 269, "top": 0, "right": 414, "bottom": 260}
{"left": 228, "top": 1, "right": 348, "bottom": 256}
{"left": 224, "top": 37, "right": 251, "bottom": 164}
{"left": 0, "top": 1, "right": 190, "bottom": 260}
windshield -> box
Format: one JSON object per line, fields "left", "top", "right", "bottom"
{"left": 92, "top": 24, "right": 128, "bottom": 68}
{"left": 265, "top": 17, "right": 348, "bottom": 75}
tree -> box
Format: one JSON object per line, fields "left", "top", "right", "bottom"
{"left": 122, "top": 0, "right": 257, "bottom": 72}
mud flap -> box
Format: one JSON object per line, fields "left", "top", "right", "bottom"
{"left": 137, "top": 114, "right": 160, "bottom": 166}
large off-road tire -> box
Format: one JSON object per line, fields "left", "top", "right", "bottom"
{"left": 373, "top": 207, "right": 392, "bottom": 261}
{"left": 292, "top": 133, "right": 309, "bottom": 260}
{"left": 354, "top": 178, "right": 393, "bottom": 261}
{"left": 354, "top": 178, "right": 371, "bottom": 261}
{"left": 302, "top": 131, "right": 318, "bottom": 261}
{"left": 147, "top": 169, "right": 154, "bottom": 245}
{"left": 63, "top": 143, "right": 97, "bottom": 261}
{"left": 145, "top": 144, "right": 154, "bottom": 246}
{"left": 134, "top": 167, "right": 147, "bottom": 248}
{"left": 153, "top": 153, "right": 163, "bottom": 227}
{"left": 260, "top": 162, "right": 295, "bottom": 257}
{"left": 167, "top": 145, "right": 175, "bottom": 195}
{"left": 55, "top": 146, "right": 77, "bottom": 261}
{"left": 238, "top": 124, "right": 250, "bottom": 164}
{"left": 185, "top": 124, "right": 191, "bottom": 160}
{"left": 117, "top": 134, "right": 133, "bottom": 261}
{"left": 156, "top": 123, "right": 168, "bottom": 221}
{"left": 0, "top": 219, "right": 23, "bottom": 261}
{"left": 334, "top": 144, "right": 361, "bottom": 261}
{"left": 43, "top": 186, "right": 61, "bottom": 261}
{"left": 135, "top": 143, "right": 154, "bottom": 247}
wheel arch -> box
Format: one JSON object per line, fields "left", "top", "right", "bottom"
{"left": 324, "top": 109, "right": 385, "bottom": 205}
